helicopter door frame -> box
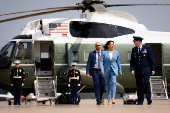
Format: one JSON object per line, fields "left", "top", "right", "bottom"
{"left": 34, "top": 41, "right": 54, "bottom": 76}
{"left": 145, "top": 43, "right": 163, "bottom": 76}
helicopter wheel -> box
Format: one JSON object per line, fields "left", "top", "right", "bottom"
{"left": 67, "top": 94, "right": 81, "bottom": 104}
{"left": 58, "top": 95, "right": 69, "bottom": 104}
{"left": 42, "top": 101, "right": 46, "bottom": 105}
{"left": 8, "top": 100, "right": 11, "bottom": 105}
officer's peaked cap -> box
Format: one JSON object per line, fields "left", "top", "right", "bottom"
{"left": 133, "top": 36, "right": 143, "bottom": 41}
{"left": 14, "top": 60, "right": 21, "bottom": 64}
{"left": 71, "top": 62, "right": 77, "bottom": 66}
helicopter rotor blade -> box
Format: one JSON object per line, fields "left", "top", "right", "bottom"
{"left": 106, "top": 4, "right": 170, "bottom": 7}
{"left": 0, "top": 6, "right": 82, "bottom": 16}
{"left": 0, "top": 6, "right": 82, "bottom": 23}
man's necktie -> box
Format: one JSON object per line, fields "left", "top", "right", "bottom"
{"left": 98, "top": 52, "right": 100, "bottom": 68}
{"left": 139, "top": 47, "right": 141, "bottom": 54}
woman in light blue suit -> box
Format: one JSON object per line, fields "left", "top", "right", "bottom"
{"left": 100, "top": 40, "right": 122, "bottom": 105}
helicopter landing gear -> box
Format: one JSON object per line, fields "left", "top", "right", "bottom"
{"left": 8, "top": 99, "right": 14, "bottom": 105}
{"left": 58, "top": 94, "right": 81, "bottom": 104}
{"left": 58, "top": 95, "right": 68, "bottom": 104}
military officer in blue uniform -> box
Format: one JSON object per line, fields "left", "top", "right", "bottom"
{"left": 67, "top": 62, "right": 81, "bottom": 104}
{"left": 130, "top": 36, "right": 155, "bottom": 105}
{"left": 10, "top": 60, "right": 25, "bottom": 105}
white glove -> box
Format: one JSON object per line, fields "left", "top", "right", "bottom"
{"left": 78, "top": 84, "right": 80, "bottom": 86}
{"left": 22, "top": 83, "right": 24, "bottom": 86}
{"left": 11, "top": 84, "right": 13, "bottom": 86}
{"left": 68, "top": 84, "right": 70, "bottom": 87}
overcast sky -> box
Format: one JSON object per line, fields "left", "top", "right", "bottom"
{"left": 0, "top": 0, "right": 170, "bottom": 48}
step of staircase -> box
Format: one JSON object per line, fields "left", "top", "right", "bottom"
{"left": 150, "top": 76, "right": 168, "bottom": 100}
{"left": 34, "top": 77, "right": 57, "bottom": 101}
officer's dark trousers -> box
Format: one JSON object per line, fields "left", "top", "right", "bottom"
{"left": 71, "top": 86, "right": 78, "bottom": 104}
{"left": 13, "top": 86, "right": 22, "bottom": 105}
{"left": 92, "top": 69, "right": 105, "bottom": 102}
{"left": 135, "top": 72, "right": 151, "bottom": 103}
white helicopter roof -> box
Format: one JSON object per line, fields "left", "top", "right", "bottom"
{"left": 12, "top": 10, "right": 170, "bottom": 44}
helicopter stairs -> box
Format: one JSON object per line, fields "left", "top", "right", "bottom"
{"left": 150, "top": 76, "right": 168, "bottom": 99}
{"left": 34, "top": 76, "right": 57, "bottom": 104}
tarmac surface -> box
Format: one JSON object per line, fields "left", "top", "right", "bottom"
{"left": 0, "top": 99, "right": 169, "bottom": 113}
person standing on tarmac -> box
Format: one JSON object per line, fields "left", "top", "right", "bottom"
{"left": 86, "top": 42, "right": 105, "bottom": 105}
{"left": 130, "top": 36, "right": 155, "bottom": 105}
{"left": 67, "top": 62, "right": 81, "bottom": 104}
{"left": 10, "top": 60, "right": 25, "bottom": 105}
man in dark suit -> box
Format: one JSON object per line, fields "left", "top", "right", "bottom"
{"left": 130, "top": 36, "right": 155, "bottom": 105}
{"left": 86, "top": 42, "right": 105, "bottom": 105}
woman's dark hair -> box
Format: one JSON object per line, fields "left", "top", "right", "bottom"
{"left": 103, "top": 40, "right": 114, "bottom": 50}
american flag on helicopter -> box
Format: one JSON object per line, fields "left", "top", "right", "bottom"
{"left": 49, "top": 23, "right": 68, "bottom": 33}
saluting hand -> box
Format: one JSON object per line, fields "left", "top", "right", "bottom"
{"left": 119, "top": 74, "right": 122, "bottom": 77}
{"left": 131, "top": 70, "right": 135, "bottom": 75}
{"left": 86, "top": 74, "right": 90, "bottom": 78}
{"left": 101, "top": 71, "right": 104, "bottom": 75}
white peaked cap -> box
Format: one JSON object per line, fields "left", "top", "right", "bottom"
{"left": 14, "top": 60, "right": 21, "bottom": 64}
{"left": 71, "top": 62, "right": 77, "bottom": 66}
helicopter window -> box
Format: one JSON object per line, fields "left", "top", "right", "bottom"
{"left": 70, "top": 21, "right": 135, "bottom": 38}
{"left": 12, "top": 35, "right": 32, "bottom": 39}
{"left": 128, "top": 51, "right": 132, "bottom": 62}
{"left": 15, "top": 42, "right": 32, "bottom": 59}
{"left": 84, "top": 51, "right": 91, "bottom": 61}
{"left": 0, "top": 42, "right": 16, "bottom": 58}
{"left": 0, "top": 44, "right": 8, "bottom": 53}
{"left": 72, "top": 51, "right": 79, "bottom": 62}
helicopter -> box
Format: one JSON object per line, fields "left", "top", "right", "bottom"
{"left": 0, "top": 0, "right": 170, "bottom": 105}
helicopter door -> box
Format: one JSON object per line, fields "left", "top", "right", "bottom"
{"left": 145, "top": 43, "right": 163, "bottom": 76}
{"left": 34, "top": 41, "right": 54, "bottom": 76}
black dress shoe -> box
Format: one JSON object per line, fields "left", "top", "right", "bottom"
{"left": 97, "top": 101, "right": 101, "bottom": 105}
{"left": 147, "top": 100, "right": 152, "bottom": 105}
{"left": 137, "top": 103, "right": 143, "bottom": 105}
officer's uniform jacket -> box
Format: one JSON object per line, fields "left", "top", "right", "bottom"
{"left": 130, "top": 45, "right": 155, "bottom": 74}
{"left": 10, "top": 67, "right": 25, "bottom": 86}
{"left": 67, "top": 69, "right": 81, "bottom": 86}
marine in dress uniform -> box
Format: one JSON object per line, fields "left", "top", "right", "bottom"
{"left": 67, "top": 62, "right": 81, "bottom": 104}
{"left": 130, "top": 36, "right": 155, "bottom": 105}
{"left": 10, "top": 60, "right": 25, "bottom": 105}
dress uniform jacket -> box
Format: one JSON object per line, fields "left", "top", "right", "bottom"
{"left": 67, "top": 69, "right": 81, "bottom": 86}
{"left": 10, "top": 67, "right": 25, "bottom": 86}
{"left": 130, "top": 45, "right": 155, "bottom": 74}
